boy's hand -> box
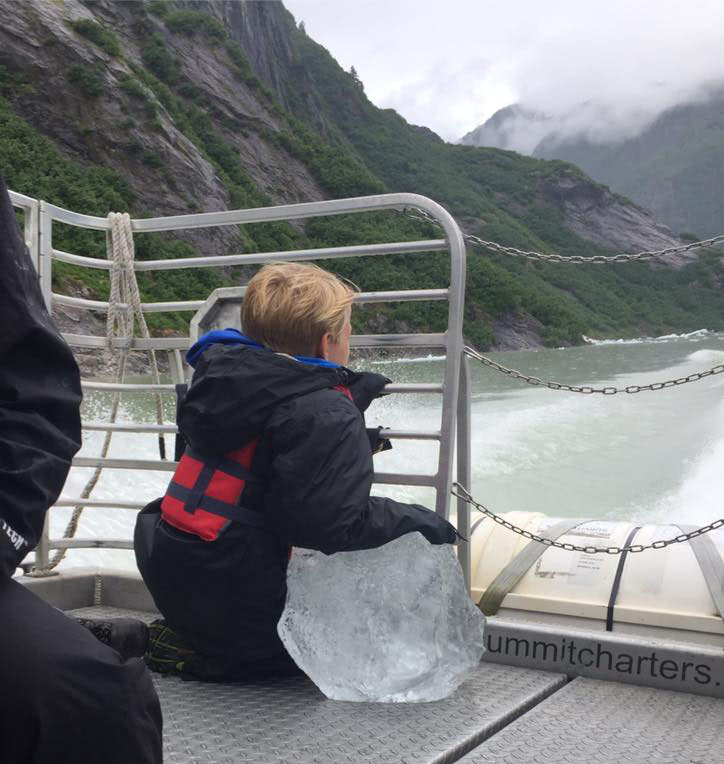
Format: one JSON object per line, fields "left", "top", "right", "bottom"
{"left": 366, "top": 426, "right": 392, "bottom": 454}
{"left": 408, "top": 509, "right": 459, "bottom": 546}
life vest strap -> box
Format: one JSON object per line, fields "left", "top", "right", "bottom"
{"left": 185, "top": 446, "right": 262, "bottom": 484}
{"left": 166, "top": 481, "right": 276, "bottom": 531}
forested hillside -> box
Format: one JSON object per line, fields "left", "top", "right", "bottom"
{"left": 1, "top": 0, "right": 722, "bottom": 350}
{"left": 462, "top": 91, "right": 724, "bottom": 241}
{"left": 533, "top": 91, "right": 724, "bottom": 239}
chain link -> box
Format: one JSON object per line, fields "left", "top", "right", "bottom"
{"left": 452, "top": 483, "right": 724, "bottom": 554}
{"left": 407, "top": 209, "right": 724, "bottom": 263}
{"left": 464, "top": 346, "right": 724, "bottom": 394}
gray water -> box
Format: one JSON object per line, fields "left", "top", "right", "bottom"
{"left": 55, "top": 330, "right": 724, "bottom": 570}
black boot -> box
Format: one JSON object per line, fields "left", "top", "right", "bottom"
{"left": 76, "top": 617, "right": 149, "bottom": 660}
{"left": 144, "top": 619, "right": 198, "bottom": 676}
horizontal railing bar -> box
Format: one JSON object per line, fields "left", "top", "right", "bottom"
{"left": 73, "top": 457, "right": 177, "bottom": 471}
{"left": 53, "top": 289, "right": 449, "bottom": 314}
{"left": 372, "top": 472, "right": 437, "bottom": 487}
{"left": 52, "top": 249, "right": 111, "bottom": 269}
{"left": 53, "top": 293, "right": 204, "bottom": 313}
{"left": 80, "top": 421, "right": 440, "bottom": 440}
{"left": 130, "top": 194, "right": 444, "bottom": 231}
{"left": 134, "top": 240, "right": 445, "bottom": 271}
{"left": 354, "top": 289, "right": 449, "bottom": 304}
{"left": 83, "top": 421, "right": 177, "bottom": 433}
{"left": 351, "top": 333, "right": 446, "bottom": 347}
{"left": 43, "top": 193, "right": 440, "bottom": 230}
{"left": 382, "top": 383, "right": 444, "bottom": 394}
{"left": 115, "top": 299, "right": 202, "bottom": 313}
{"left": 380, "top": 429, "right": 441, "bottom": 441}
{"left": 9, "top": 190, "right": 38, "bottom": 208}
{"left": 80, "top": 381, "right": 442, "bottom": 395}
{"left": 54, "top": 498, "right": 146, "bottom": 509}
{"left": 51, "top": 239, "right": 445, "bottom": 273}
{"left": 73, "top": 427, "right": 442, "bottom": 471}
{"left": 68, "top": 333, "right": 445, "bottom": 351}
{"left": 82, "top": 381, "right": 177, "bottom": 392}
{"left": 49, "top": 538, "right": 134, "bottom": 550}
{"left": 42, "top": 203, "right": 111, "bottom": 229}
{"left": 63, "top": 334, "right": 190, "bottom": 350}
{"left": 72, "top": 459, "right": 440, "bottom": 486}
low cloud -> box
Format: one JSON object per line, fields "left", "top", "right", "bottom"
{"left": 285, "top": 0, "right": 724, "bottom": 146}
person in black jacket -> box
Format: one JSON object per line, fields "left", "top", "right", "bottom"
{"left": 0, "top": 177, "right": 163, "bottom": 764}
{"left": 134, "top": 262, "right": 457, "bottom": 680}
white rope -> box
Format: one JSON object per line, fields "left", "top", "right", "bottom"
{"left": 109, "top": 213, "right": 166, "bottom": 435}
{"left": 33, "top": 214, "right": 166, "bottom": 573}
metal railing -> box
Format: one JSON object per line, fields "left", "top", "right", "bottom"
{"left": 11, "top": 192, "right": 468, "bottom": 574}
{"left": 8, "top": 190, "right": 39, "bottom": 271}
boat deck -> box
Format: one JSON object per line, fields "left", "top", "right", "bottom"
{"left": 67, "top": 603, "right": 724, "bottom": 764}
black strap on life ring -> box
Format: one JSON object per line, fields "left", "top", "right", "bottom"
{"left": 606, "top": 525, "right": 641, "bottom": 631}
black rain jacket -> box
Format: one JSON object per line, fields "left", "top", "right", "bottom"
{"left": 0, "top": 178, "right": 82, "bottom": 579}
{"left": 135, "top": 339, "right": 456, "bottom": 663}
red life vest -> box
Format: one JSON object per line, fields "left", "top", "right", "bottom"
{"left": 160, "top": 384, "right": 353, "bottom": 541}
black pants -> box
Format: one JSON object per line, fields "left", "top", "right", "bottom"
{"left": 0, "top": 577, "right": 163, "bottom": 764}
{"left": 135, "top": 499, "right": 300, "bottom": 680}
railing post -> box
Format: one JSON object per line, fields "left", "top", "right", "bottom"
{"left": 26, "top": 200, "right": 39, "bottom": 272}
{"left": 8, "top": 191, "right": 40, "bottom": 273}
{"left": 456, "top": 352, "right": 472, "bottom": 593}
{"left": 34, "top": 513, "right": 51, "bottom": 570}
{"left": 38, "top": 201, "right": 53, "bottom": 310}
{"left": 170, "top": 349, "right": 186, "bottom": 385}
{"left": 429, "top": 205, "right": 466, "bottom": 520}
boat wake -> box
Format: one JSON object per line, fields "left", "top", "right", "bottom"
{"left": 583, "top": 329, "right": 715, "bottom": 346}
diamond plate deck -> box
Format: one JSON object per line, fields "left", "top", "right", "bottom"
{"left": 457, "top": 676, "right": 724, "bottom": 764}
{"left": 68, "top": 606, "right": 565, "bottom": 764}
{"left": 70, "top": 605, "right": 158, "bottom": 623}
{"left": 154, "top": 663, "right": 565, "bottom": 764}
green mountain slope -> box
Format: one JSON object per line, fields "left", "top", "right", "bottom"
{"left": 534, "top": 91, "right": 724, "bottom": 239}
{"left": 0, "top": 0, "right": 722, "bottom": 350}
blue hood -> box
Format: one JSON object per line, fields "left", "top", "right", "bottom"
{"left": 186, "top": 329, "right": 341, "bottom": 369}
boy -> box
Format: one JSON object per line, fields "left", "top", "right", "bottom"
{"left": 134, "top": 262, "right": 457, "bottom": 680}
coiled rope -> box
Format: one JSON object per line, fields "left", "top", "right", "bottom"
{"left": 31, "top": 213, "right": 166, "bottom": 574}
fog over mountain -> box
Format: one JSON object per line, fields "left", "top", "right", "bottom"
{"left": 461, "top": 81, "right": 724, "bottom": 155}
{"left": 287, "top": 0, "right": 724, "bottom": 144}
{"left": 462, "top": 84, "right": 724, "bottom": 238}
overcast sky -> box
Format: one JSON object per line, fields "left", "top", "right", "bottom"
{"left": 283, "top": 0, "right": 724, "bottom": 144}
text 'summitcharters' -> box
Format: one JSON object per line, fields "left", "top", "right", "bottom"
{"left": 483, "top": 622, "right": 723, "bottom": 698}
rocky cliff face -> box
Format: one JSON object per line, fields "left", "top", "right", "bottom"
{"left": 0, "top": 0, "right": 323, "bottom": 252}
{"left": 539, "top": 168, "right": 694, "bottom": 267}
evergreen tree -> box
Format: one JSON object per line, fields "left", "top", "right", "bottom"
{"left": 349, "top": 66, "right": 364, "bottom": 91}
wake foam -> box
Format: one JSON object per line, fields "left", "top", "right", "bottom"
{"left": 583, "top": 329, "right": 714, "bottom": 346}
{"left": 685, "top": 348, "right": 724, "bottom": 364}
{"left": 646, "top": 425, "right": 724, "bottom": 541}
{"left": 370, "top": 353, "right": 446, "bottom": 365}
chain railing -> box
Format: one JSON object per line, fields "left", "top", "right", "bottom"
{"left": 464, "top": 346, "right": 724, "bottom": 394}
{"left": 452, "top": 483, "right": 724, "bottom": 554}
{"left": 408, "top": 209, "right": 724, "bottom": 263}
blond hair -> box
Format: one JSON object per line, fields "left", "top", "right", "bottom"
{"left": 241, "top": 262, "right": 355, "bottom": 355}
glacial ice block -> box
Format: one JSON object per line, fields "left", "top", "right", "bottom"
{"left": 277, "top": 532, "right": 485, "bottom": 702}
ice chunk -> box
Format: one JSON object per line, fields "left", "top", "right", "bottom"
{"left": 278, "top": 532, "right": 485, "bottom": 702}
